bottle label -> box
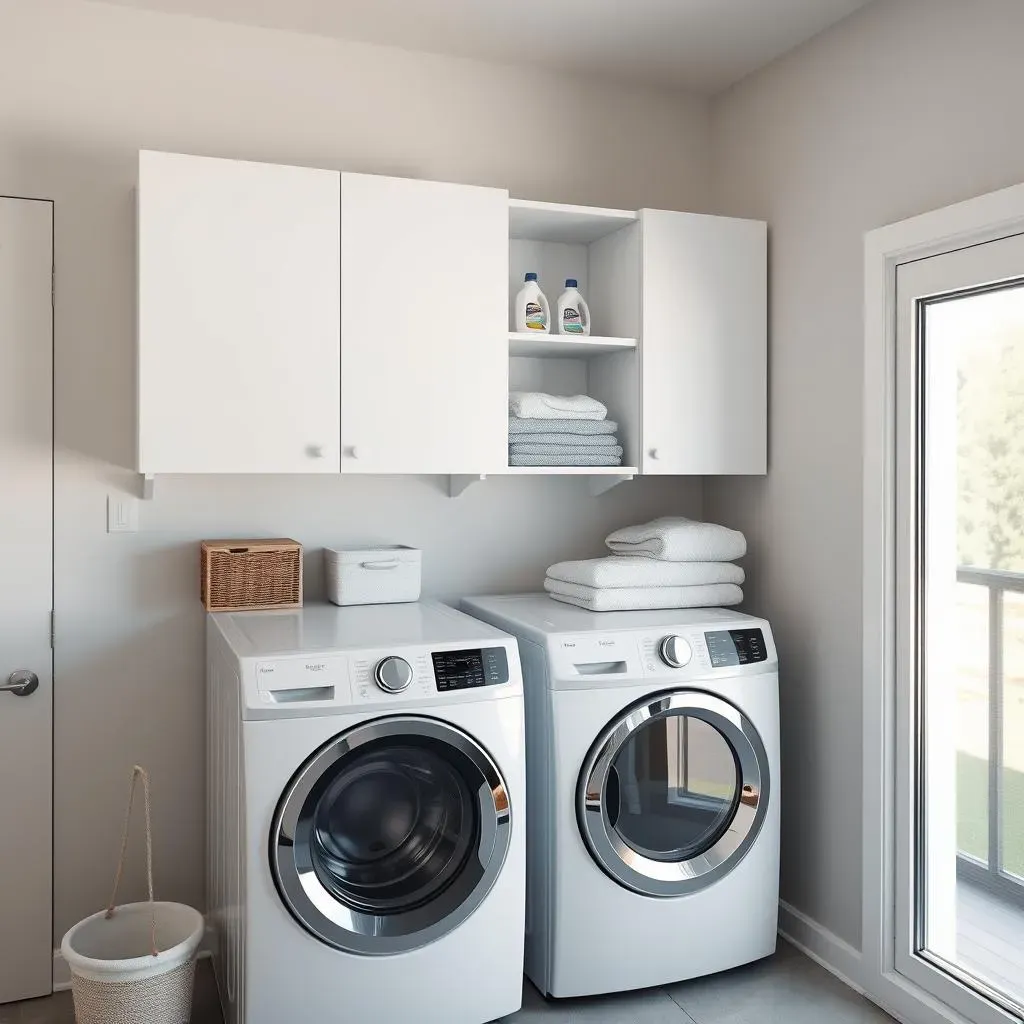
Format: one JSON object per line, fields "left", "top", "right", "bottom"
{"left": 524, "top": 301, "right": 547, "bottom": 331}
{"left": 562, "top": 307, "right": 584, "bottom": 334}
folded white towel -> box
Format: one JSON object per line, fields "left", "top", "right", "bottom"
{"left": 544, "top": 578, "right": 744, "bottom": 612}
{"left": 605, "top": 517, "right": 746, "bottom": 562}
{"left": 509, "top": 392, "right": 608, "bottom": 421}
{"left": 546, "top": 557, "right": 744, "bottom": 590}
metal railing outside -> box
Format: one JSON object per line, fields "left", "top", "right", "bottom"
{"left": 956, "top": 565, "right": 1024, "bottom": 907}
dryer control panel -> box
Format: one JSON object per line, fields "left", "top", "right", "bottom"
{"left": 546, "top": 623, "right": 776, "bottom": 688}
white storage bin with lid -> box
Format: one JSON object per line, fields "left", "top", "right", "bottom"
{"left": 325, "top": 545, "right": 422, "bottom": 606}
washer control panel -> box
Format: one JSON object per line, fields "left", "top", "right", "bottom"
{"left": 244, "top": 637, "right": 521, "bottom": 713}
{"left": 432, "top": 647, "right": 510, "bottom": 692}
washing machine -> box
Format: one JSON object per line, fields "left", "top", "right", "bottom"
{"left": 206, "top": 601, "right": 526, "bottom": 1024}
{"left": 462, "top": 594, "right": 780, "bottom": 999}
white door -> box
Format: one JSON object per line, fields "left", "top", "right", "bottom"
{"left": 137, "top": 151, "right": 341, "bottom": 474}
{"left": 894, "top": 231, "right": 1024, "bottom": 1024}
{"left": 339, "top": 173, "right": 508, "bottom": 474}
{"left": 0, "top": 197, "right": 54, "bottom": 1002}
{"left": 640, "top": 210, "right": 767, "bottom": 475}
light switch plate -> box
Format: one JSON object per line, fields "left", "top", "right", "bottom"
{"left": 107, "top": 494, "right": 139, "bottom": 533}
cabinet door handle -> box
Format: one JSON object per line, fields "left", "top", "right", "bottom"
{"left": 345, "top": 446, "right": 360, "bottom": 460}
{"left": 306, "top": 444, "right": 324, "bottom": 459}
{"left": 648, "top": 448, "right": 660, "bottom": 460}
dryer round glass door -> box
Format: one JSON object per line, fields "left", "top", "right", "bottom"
{"left": 271, "top": 716, "right": 512, "bottom": 955}
{"left": 577, "top": 690, "right": 770, "bottom": 897}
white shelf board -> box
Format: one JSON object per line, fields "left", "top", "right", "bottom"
{"left": 503, "top": 466, "right": 637, "bottom": 476}
{"left": 508, "top": 332, "right": 637, "bottom": 359}
{"left": 509, "top": 198, "right": 637, "bottom": 244}
{"left": 448, "top": 465, "right": 635, "bottom": 497}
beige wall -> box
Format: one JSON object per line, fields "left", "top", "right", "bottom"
{"left": 706, "top": 0, "right": 1024, "bottom": 950}
{"left": 1, "top": 0, "right": 710, "bottom": 941}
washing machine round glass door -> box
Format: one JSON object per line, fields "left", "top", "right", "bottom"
{"left": 577, "top": 691, "right": 770, "bottom": 897}
{"left": 271, "top": 715, "right": 511, "bottom": 955}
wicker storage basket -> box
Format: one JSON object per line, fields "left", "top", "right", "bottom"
{"left": 200, "top": 539, "right": 302, "bottom": 612}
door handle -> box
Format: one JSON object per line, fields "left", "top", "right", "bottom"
{"left": 1, "top": 670, "right": 39, "bottom": 697}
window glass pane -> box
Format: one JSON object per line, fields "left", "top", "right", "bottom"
{"left": 919, "top": 282, "right": 1024, "bottom": 1009}
{"left": 610, "top": 714, "right": 738, "bottom": 861}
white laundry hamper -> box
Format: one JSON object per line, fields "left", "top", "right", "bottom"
{"left": 61, "top": 766, "right": 204, "bottom": 1024}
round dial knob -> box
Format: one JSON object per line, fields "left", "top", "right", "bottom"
{"left": 374, "top": 656, "right": 414, "bottom": 693}
{"left": 659, "top": 635, "right": 692, "bottom": 669}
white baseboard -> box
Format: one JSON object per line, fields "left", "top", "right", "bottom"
{"left": 777, "top": 902, "right": 938, "bottom": 1024}
{"left": 53, "top": 938, "right": 212, "bottom": 993}
{"left": 778, "top": 899, "right": 867, "bottom": 995}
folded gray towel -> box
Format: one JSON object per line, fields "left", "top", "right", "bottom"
{"left": 509, "top": 442, "right": 624, "bottom": 457}
{"left": 509, "top": 432, "right": 619, "bottom": 447}
{"left": 509, "top": 416, "right": 618, "bottom": 436}
{"left": 509, "top": 451, "right": 622, "bottom": 467}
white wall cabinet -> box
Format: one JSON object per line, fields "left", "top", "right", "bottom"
{"left": 640, "top": 210, "right": 767, "bottom": 476}
{"left": 136, "top": 151, "right": 767, "bottom": 489}
{"left": 137, "top": 151, "right": 341, "bottom": 474}
{"left": 339, "top": 174, "right": 508, "bottom": 474}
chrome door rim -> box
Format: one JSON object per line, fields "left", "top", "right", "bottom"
{"left": 271, "top": 715, "right": 512, "bottom": 955}
{"left": 577, "top": 690, "right": 770, "bottom": 897}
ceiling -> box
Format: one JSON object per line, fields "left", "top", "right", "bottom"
{"left": 94, "top": 0, "right": 873, "bottom": 94}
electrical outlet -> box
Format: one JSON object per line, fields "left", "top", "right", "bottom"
{"left": 107, "top": 494, "right": 139, "bottom": 533}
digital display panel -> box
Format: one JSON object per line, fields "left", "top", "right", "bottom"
{"left": 432, "top": 647, "right": 509, "bottom": 692}
{"left": 704, "top": 629, "right": 767, "bottom": 668}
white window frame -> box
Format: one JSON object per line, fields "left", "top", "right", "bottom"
{"left": 863, "top": 182, "right": 1024, "bottom": 1024}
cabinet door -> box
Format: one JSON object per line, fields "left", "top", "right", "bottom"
{"left": 138, "top": 151, "right": 340, "bottom": 473}
{"left": 640, "top": 211, "right": 767, "bottom": 475}
{"left": 339, "top": 173, "right": 508, "bottom": 474}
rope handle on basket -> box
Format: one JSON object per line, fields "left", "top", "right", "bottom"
{"left": 105, "top": 765, "right": 158, "bottom": 957}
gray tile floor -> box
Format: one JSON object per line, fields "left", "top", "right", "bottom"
{"left": 1, "top": 940, "right": 896, "bottom": 1023}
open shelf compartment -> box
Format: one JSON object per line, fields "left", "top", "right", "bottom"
{"left": 501, "top": 197, "right": 642, "bottom": 492}
{"left": 508, "top": 198, "right": 640, "bottom": 343}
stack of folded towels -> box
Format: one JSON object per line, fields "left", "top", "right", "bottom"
{"left": 508, "top": 391, "right": 622, "bottom": 467}
{"left": 544, "top": 516, "right": 747, "bottom": 612}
